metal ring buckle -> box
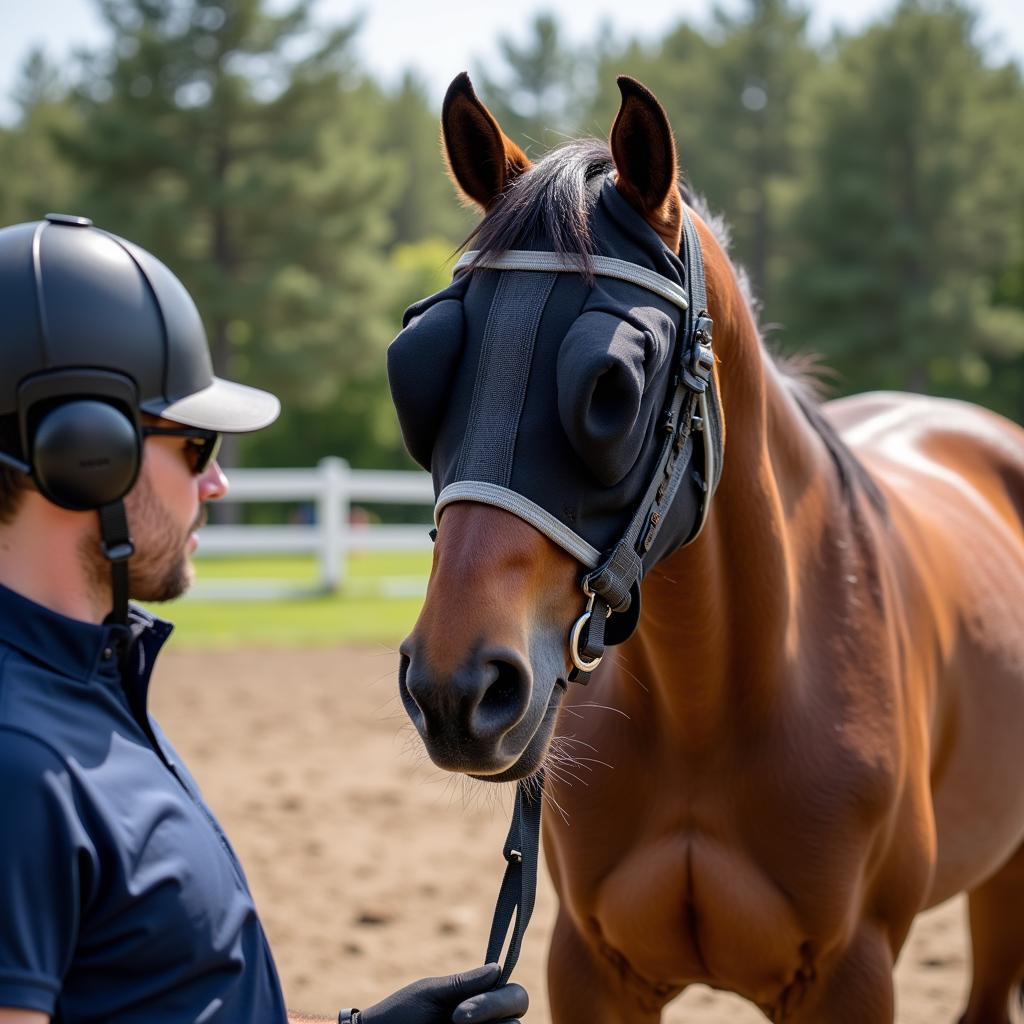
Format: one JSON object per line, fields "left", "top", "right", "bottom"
{"left": 569, "top": 589, "right": 612, "bottom": 673}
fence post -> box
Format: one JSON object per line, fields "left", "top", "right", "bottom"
{"left": 317, "top": 457, "right": 349, "bottom": 592}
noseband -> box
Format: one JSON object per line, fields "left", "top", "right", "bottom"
{"left": 445, "top": 207, "right": 723, "bottom": 679}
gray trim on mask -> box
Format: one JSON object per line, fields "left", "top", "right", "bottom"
{"left": 455, "top": 250, "right": 689, "bottom": 312}
{"left": 435, "top": 481, "right": 601, "bottom": 569}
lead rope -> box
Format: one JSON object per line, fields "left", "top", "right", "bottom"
{"left": 339, "top": 780, "right": 543, "bottom": 1024}
{"left": 484, "top": 770, "right": 545, "bottom": 985}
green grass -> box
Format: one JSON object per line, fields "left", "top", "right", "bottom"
{"left": 143, "top": 552, "right": 432, "bottom": 650}
{"left": 189, "top": 551, "right": 432, "bottom": 582}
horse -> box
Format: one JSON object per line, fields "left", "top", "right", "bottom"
{"left": 388, "top": 72, "right": 1024, "bottom": 1023}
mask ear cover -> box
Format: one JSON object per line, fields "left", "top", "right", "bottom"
{"left": 557, "top": 308, "right": 674, "bottom": 486}
{"left": 387, "top": 295, "right": 466, "bottom": 469}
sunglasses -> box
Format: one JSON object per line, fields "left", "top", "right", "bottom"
{"left": 142, "top": 426, "right": 223, "bottom": 475}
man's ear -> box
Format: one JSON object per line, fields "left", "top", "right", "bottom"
{"left": 441, "top": 72, "right": 531, "bottom": 210}
{"left": 609, "top": 76, "right": 683, "bottom": 251}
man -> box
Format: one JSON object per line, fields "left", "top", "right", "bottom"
{"left": 0, "top": 215, "right": 528, "bottom": 1024}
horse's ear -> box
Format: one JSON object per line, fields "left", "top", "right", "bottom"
{"left": 442, "top": 72, "right": 531, "bottom": 210}
{"left": 610, "top": 76, "right": 682, "bottom": 251}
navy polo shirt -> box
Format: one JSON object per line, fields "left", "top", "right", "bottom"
{"left": 0, "top": 583, "right": 288, "bottom": 1023}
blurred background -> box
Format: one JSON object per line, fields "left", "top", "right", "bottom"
{"left": 4, "top": 4, "right": 1022, "bottom": 1018}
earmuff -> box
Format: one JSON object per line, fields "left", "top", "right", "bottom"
{"left": 17, "top": 369, "right": 142, "bottom": 512}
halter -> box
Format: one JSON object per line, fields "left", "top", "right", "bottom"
{"left": 442, "top": 207, "right": 724, "bottom": 678}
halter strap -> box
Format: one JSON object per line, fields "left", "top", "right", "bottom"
{"left": 573, "top": 208, "right": 719, "bottom": 666}
{"left": 455, "top": 250, "right": 690, "bottom": 311}
{"left": 681, "top": 206, "right": 724, "bottom": 532}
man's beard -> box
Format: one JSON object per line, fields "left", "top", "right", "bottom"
{"left": 81, "top": 471, "right": 202, "bottom": 606}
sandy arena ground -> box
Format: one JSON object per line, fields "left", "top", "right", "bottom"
{"left": 151, "top": 645, "right": 975, "bottom": 1023}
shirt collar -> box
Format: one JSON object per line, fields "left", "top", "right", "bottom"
{"left": 0, "top": 581, "right": 173, "bottom": 682}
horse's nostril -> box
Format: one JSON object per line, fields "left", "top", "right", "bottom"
{"left": 479, "top": 659, "right": 523, "bottom": 716}
{"left": 398, "top": 652, "right": 428, "bottom": 731}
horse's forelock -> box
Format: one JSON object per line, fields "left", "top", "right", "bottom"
{"left": 466, "top": 139, "right": 613, "bottom": 271}
{"left": 464, "top": 141, "right": 738, "bottom": 279}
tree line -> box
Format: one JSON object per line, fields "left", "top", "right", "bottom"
{"left": 2, "top": 0, "right": 1021, "bottom": 472}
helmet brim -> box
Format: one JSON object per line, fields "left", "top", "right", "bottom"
{"left": 142, "top": 377, "right": 281, "bottom": 433}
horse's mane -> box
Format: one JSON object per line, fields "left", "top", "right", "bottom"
{"left": 465, "top": 137, "right": 886, "bottom": 516}
{"left": 783, "top": 374, "right": 887, "bottom": 514}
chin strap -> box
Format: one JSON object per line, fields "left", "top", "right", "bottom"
{"left": 98, "top": 500, "right": 134, "bottom": 627}
{"left": 484, "top": 771, "right": 545, "bottom": 985}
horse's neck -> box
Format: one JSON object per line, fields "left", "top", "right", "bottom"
{"left": 621, "top": 286, "right": 848, "bottom": 741}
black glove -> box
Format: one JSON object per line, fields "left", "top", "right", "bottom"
{"left": 343, "top": 963, "right": 528, "bottom": 1024}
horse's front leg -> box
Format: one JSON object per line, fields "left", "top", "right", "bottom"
{"left": 781, "top": 924, "right": 896, "bottom": 1024}
{"left": 547, "top": 907, "right": 668, "bottom": 1024}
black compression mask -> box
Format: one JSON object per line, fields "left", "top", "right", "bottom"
{"left": 389, "top": 176, "right": 722, "bottom": 648}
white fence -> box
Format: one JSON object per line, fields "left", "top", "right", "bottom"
{"left": 198, "top": 458, "right": 434, "bottom": 594}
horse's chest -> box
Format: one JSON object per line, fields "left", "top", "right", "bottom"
{"left": 561, "top": 740, "right": 889, "bottom": 1005}
{"left": 554, "top": 672, "right": 909, "bottom": 1002}
{"left": 586, "top": 830, "right": 821, "bottom": 1004}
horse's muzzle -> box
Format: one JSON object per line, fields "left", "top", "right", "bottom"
{"left": 399, "top": 643, "right": 536, "bottom": 774}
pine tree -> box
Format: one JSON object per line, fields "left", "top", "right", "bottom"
{"left": 476, "top": 13, "right": 580, "bottom": 156}
{"left": 781, "top": 0, "right": 1024, "bottom": 404}
{"left": 985, "top": 202, "right": 1024, "bottom": 421}
{"left": 705, "top": 0, "right": 817, "bottom": 312}
{"left": 60, "top": 0, "right": 399, "bottom": 466}
{"left": 590, "top": 0, "right": 817, "bottom": 318}
{"left": 375, "top": 72, "right": 470, "bottom": 247}
{"left": 0, "top": 50, "right": 78, "bottom": 225}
